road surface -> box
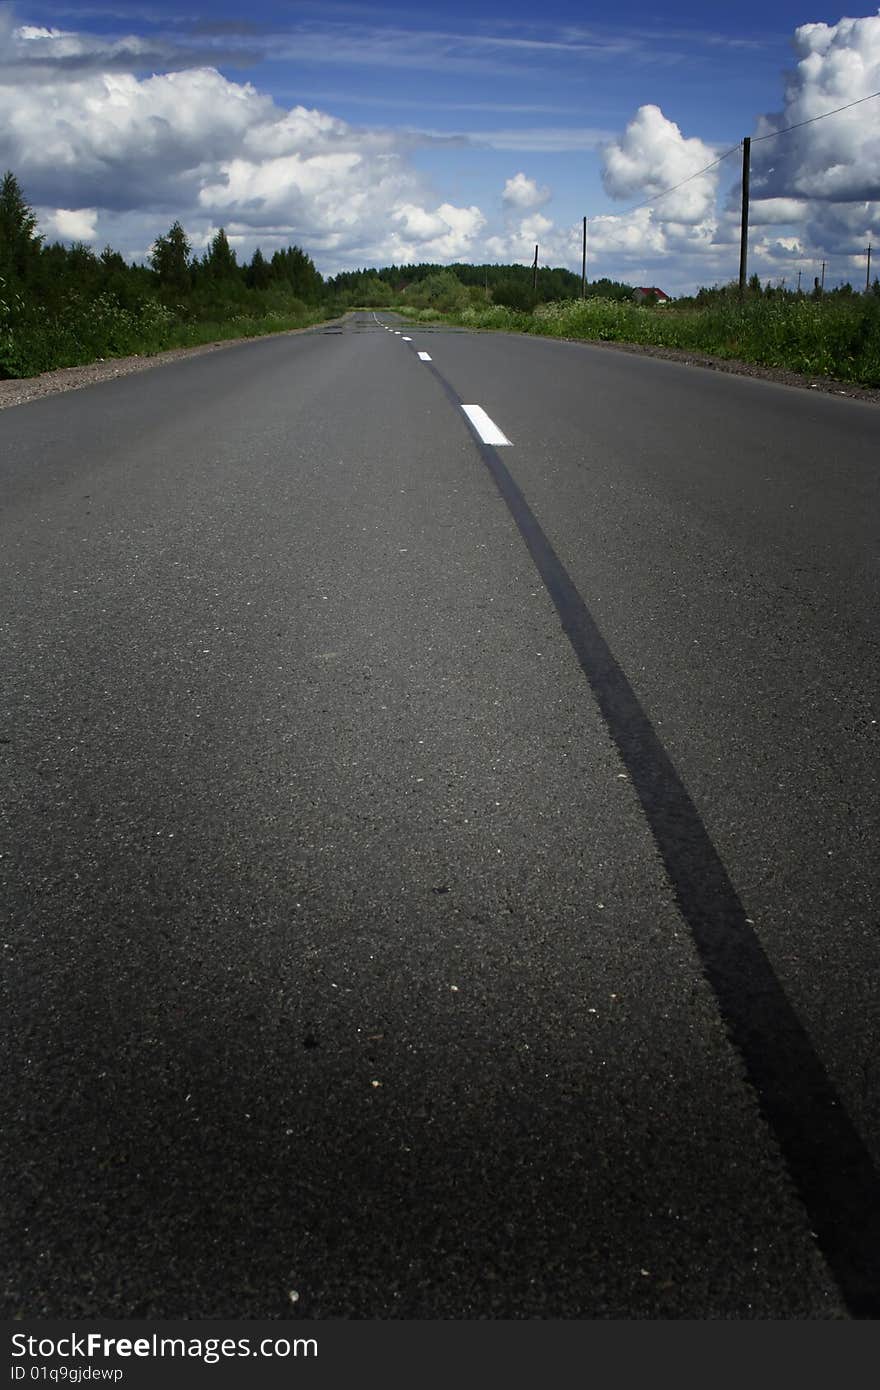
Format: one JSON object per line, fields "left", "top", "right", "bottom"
{"left": 1, "top": 311, "right": 878, "bottom": 1318}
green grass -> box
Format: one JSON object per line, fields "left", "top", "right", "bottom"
{"left": 12, "top": 285, "right": 877, "bottom": 387}
{"left": 149, "top": 306, "right": 336, "bottom": 351}
{"left": 393, "top": 295, "right": 880, "bottom": 387}
{"left": 0, "top": 287, "right": 340, "bottom": 379}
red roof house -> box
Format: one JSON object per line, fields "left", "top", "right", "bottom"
{"left": 632, "top": 287, "right": 671, "bottom": 304}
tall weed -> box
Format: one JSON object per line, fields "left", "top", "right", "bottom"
{"left": 419, "top": 295, "right": 880, "bottom": 387}
{"left": 0, "top": 287, "right": 331, "bottom": 379}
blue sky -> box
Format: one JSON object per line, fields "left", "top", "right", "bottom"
{"left": 2, "top": 1, "right": 879, "bottom": 292}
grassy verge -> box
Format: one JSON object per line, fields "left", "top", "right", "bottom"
{"left": 0, "top": 291, "right": 341, "bottom": 379}
{"left": 398, "top": 296, "right": 880, "bottom": 387}
{"left": 145, "top": 307, "right": 339, "bottom": 351}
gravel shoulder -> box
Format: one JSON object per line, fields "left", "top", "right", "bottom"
{"left": 566, "top": 334, "right": 880, "bottom": 404}
{"left": 2, "top": 314, "right": 879, "bottom": 410}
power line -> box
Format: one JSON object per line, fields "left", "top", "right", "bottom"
{"left": 752, "top": 88, "right": 880, "bottom": 143}
{"left": 590, "top": 143, "right": 741, "bottom": 224}
{"left": 590, "top": 87, "right": 880, "bottom": 227}
{"left": 5, "top": 0, "right": 878, "bottom": 256}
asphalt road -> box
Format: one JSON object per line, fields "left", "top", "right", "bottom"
{"left": 1, "top": 311, "right": 878, "bottom": 1319}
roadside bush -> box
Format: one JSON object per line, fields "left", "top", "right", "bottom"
{"left": 492, "top": 279, "right": 538, "bottom": 312}
{"left": 457, "top": 303, "right": 531, "bottom": 332}
{"left": 427, "top": 293, "right": 880, "bottom": 387}
{"left": 404, "top": 269, "right": 469, "bottom": 313}
{"left": 0, "top": 279, "right": 329, "bottom": 378}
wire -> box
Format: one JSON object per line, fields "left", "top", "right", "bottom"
{"left": 752, "top": 88, "right": 880, "bottom": 142}
{"left": 590, "top": 143, "right": 741, "bottom": 224}
{"left": 591, "top": 87, "right": 880, "bottom": 225}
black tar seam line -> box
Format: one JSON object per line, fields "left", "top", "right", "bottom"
{"left": 408, "top": 337, "right": 880, "bottom": 1320}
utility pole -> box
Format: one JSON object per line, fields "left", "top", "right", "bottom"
{"left": 866, "top": 244, "right": 872, "bottom": 293}
{"left": 581, "top": 217, "right": 587, "bottom": 299}
{"left": 738, "top": 136, "right": 750, "bottom": 300}
{"left": 532, "top": 244, "right": 538, "bottom": 294}
{"left": 797, "top": 268, "right": 802, "bottom": 293}
{"left": 821, "top": 260, "right": 826, "bottom": 292}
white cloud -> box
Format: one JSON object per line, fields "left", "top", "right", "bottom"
{"left": 45, "top": 207, "right": 98, "bottom": 242}
{"left": 753, "top": 234, "right": 806, "bottom": 263}
{"left": 602, "top": 104, "right": 719, "bottom": 224}
{"left": 749, "top": 197, "right": 810, "bottom": 225}
{"left": 473, "top": 126, "right": 611, "bottom": 152}
{"left": 1, "top": 13, "right": 262, "bottom": 82}
{"left": 485, "top": 212, "right": 572, "bottom": 265}
{"left": 502, "top": 173, "right": 550, "bottom": 210}
{"left": 388, "top": 202, "right": 486, "bottom": 261}
{"left": 751, "top": 16, "right": 880, "bottom": 205}
{"left": 739, "top": 14, "right": 880, "bottom": 265}
{"left": 588, "top": 16, "right": 880, "bottom": 293}
{"left": 17, "top": 25, "right": 71, "bottom": 41}
{"left": 0, "top": 28, "right": 485, "bottom": 274}
{"left": 0, "top": 67, "right": 279, "bottom": 212}
{"left": 588, "top": 206, "right": 669, "bottom": 258}
{"left": 803, "top": 200, "right": 880, "bottom": 257}
{"left": 565, "top": 104, "right": 730, "bottom": 291}
{"left": 4, "top": 10, "right": 880, "bottom": 293}
{"left": 260, "top": 21, "right": 644, "bottom": 79}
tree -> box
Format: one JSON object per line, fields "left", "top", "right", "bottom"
{"left": 0, "top": 170, "right": 43, "bottom": 282}
{"left": 149, "top": 220, "right": 191, "bottom": 293}
{"left": 406, "top": 268, "right": 468, "bottom": 311}
{"left": 492, "top": 278, "right": 537, "bottom": 312}
{"left": 245, "top": 246, "right": 271, "bottom": 291}
{"left": 203, "top": 227, "right": 238, "bottom": 281}
{"left": 100, "top": 246, "right": 127, "bottom": 275}
{"left": 269, "top": 245, "right": 323, "bottom": 302}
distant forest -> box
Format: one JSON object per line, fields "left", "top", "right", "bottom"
{"left": 326, "top": 262, "right": 634, "bottom": 311}
{"left": 0, "top": 169, "right": 633, "bottom": 377}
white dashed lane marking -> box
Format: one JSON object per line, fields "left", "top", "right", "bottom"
{"left": 461, "top": 404, "right": 512, "bottom": 446}
{"left": 372, "top": 321, "right": 511, "bottom": 445}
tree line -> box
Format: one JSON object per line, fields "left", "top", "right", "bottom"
{"left": 679, "top": 271, "right": 880, "bottom": 306}
{"left": 1, "top": 168, "right": 637, "bottom": 378}
{"left": 0, "top": 171, "right": 332, "bottom": 377}
{"left": 327, "top": 262, "right": 633, "bottom": 311}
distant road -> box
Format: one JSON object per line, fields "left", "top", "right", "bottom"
{"left": 2, "top": 311, "right": 878, "bottom": 1317}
